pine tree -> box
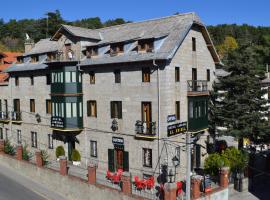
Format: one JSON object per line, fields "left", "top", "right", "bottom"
{"left": 210, "top": 45, "right": 270, "bottom": 147}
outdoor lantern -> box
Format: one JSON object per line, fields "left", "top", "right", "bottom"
{"left": 168, "top": 169, "right": 174, "bottom": 183}
{"left": 172, "top": 156, "right": 180, "bottom": 167}
{"left": 111, "top": 119, "right": 118, "bottom": 132}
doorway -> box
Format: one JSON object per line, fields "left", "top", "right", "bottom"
{"left": 142, "top": 102, "right": 152, "bottom": 133}
{"left": 68, "top": 140, "right": 75, "bottom": 161}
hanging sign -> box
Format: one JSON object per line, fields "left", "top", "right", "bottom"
{"left": 112, "top": 137, "right": 124, "bottom": 145}
{"left": 51, "top": 117, "right": 64, "bottom": 128}
{"left": 167, "top": 114, "right": 176, "bottom": 123}
{"left": 167, "top": 122, "right": 187, "bottom": 137}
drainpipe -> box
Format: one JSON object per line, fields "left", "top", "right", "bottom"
{"left": 153, "top": 59, "right": 161, "bottom": 175}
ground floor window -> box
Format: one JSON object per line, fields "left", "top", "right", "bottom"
{"left": 17, "top": 130, "right": 21, "bottom": 144}
{"left": 143, "top": 148, "right": 152, "bottom": 168}
{"left": 90, "top": 140, "right": 97, "bottom": 157}
{"left": 48, "top": 134, "right": 53, "bottom": 149}
{"left": 5, "top": 128, "right": 8, "bottom": 140}
{"left": 31, "top": 132, "right": 37, "bottom": 148}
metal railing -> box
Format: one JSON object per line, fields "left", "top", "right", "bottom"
{"left": 0, "top": 111, "right": 9, "bottom": 120}
{"left": 135, "top": 121, "right": 156, "bottom": 136}
{"left": 187, "top": 80, "right": 208, "bottom": 92}
{"left": 10, "top": 111, "right": 22, "bottom": 121}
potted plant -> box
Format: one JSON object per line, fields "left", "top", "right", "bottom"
{"left": 71, "top": 149, "right": 81, "bottom": 166}
{"left": 55, "top": 145, "right": 65, "bottom": 161}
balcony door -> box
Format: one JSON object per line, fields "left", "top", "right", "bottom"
{"left": 192, "top": 68, "right": 197, "bottom": 91}
{"left": 142, "top": 102, "right": 152, "bottom": 131}
{"left": 13, "top": 99, "right": 20, "bottom": 112}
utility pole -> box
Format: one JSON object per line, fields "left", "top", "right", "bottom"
{"left": 186, "top": 131, "right": 191, "bottom": 200}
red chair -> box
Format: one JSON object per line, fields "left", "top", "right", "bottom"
{"left": 106, "top": 170, "right": 113, "bottom": 181}
{"left": 145, "top": 176, "right": 155, "bottom": 190}
{"left": 176, "top": 181, "right": 183, "bottom": 196}
{"left": 134, "top": 176, "right": 145, "bottom": 190}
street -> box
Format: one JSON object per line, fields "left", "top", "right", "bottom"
{"left": 0, "top": 163, "right": 66, "bottom": 200}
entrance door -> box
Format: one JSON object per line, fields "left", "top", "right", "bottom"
{"left": 68, "top": 140, "right": 75, "bottom": 161}
{"left": 195, "top": 145, "right": 201, "bottom": 168}
{"left": 116, "top": 149, "right": 124, "bottom": 170}
{"left": 142, "top": 102, "right": 152, "bottom": 133}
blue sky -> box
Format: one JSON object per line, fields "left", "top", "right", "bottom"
{"left": 1, "top": 0, "right": 270, "bottom": 26}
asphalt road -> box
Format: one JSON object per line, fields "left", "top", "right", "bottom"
{"left": 0, "top": 163, "right": 66, "bottom": 200}
{"left": 0, "top": 171, "right": 47, "bottom": 200}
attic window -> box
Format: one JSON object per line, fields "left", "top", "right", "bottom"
{"left": 86, "top": 46, "right": 98, "bottom": 58}
{"left": 138, "top": 39, "right": 154, "bottom": 52}
{"left": 47, "top": 53, "right": 56, "bottom": 61}
{"left": 17, "top": 57, "right": 23, "bottom": 64}
{"left": 31, "top": 55, "right": 39, "bottom": 63}
{"left": 110, "top": 43, "right": 124, "bottom": 56}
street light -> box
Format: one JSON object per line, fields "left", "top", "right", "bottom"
{"left": 172, "top": 156, "right": 180, "bottom": 182}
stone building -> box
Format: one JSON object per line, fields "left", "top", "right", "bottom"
{"left": 0, "top": 12, "right": 220, "bottom": 180}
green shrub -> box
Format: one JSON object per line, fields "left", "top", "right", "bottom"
{"left": 204, "top": 153, "right": 229, "bottom": 176}
{"left": 71, "top": 149, "right": 81, "bottom": 161}
{"left": 41, "top": 149, "right": 49, "bottom": 166}
{"left": 4, "top": 140, "right": 16, "bottom": 156}
{"left": 221, "top": 147, "right": 248, "bottom": 172}
{"left": 55, "top": 146, "right": 65, "bottom": 158}
{"left": 22, "top": 145, "right": 32, "bottom": 161}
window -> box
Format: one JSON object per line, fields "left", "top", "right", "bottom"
{"left": 87, "top": 101, "right": 97, "bottom": 117}
{"left": 175, "top": 67, "right": 180, "bottom": 82}
{"left": 114, "top": 70, "right": 121, "bottom": 83}
{"left": 89, "top": 72, "right": 95, "bottom": 84}
{"left": 110, "top": 101, "right": 122, "bottom": 119}
{"left": 143, "top": 148, "right": 152, "bottom": 168}
{"left": 30, "top": 99, "right": 35, "bottom": 113}
{"left": 30, "top": 76, "right": 34, "bottom": 85}
{"left": 46, "top": 74, "right": 51, "bottom": 85}
{"left": 47, "top": 53, "right": 56, "bottom": 61}
{"left": 142, "top": 68, "right": 151, "bottom": 82}
{"left": 31, "top": 56, "right": 39, "bottom": 63}
{"left": 15, "top": 76, "right": 19, "bottom": 86}
{"left": 66, "top": 102, "right": 77, "bottom": 118}
{"left": 175, "top": 101, "right": 180, "bottom": 120}
{"left": 175, "top": 146, "right": 180, "bottom": 165}
{"left": 192, "top": 37, "right": 196, "bottom": 51}
{"left": 0, "top": 128, "right": 3, "bottom": 139}
{"left": 207, "top": 69, "right": 210, "bottom": 82}
{"left": 31, "top": 132, "right": 37, "bottom": 148}
{"left": 189, "top": 101, "right": 193, "bottom": 119}
{"left": 110, "top": 43, "right": 124, "bottom": 55}
{"left": 46, "top": 100, "right": 52, "bottom": 114}
{"left": 65, "top": 71, "right": 77, "bottom": 83}
{"left": 138, "top": 39, "right": 154, "bottom": 52}
{"left": 17, "top": 130, "right": 21, "bottom": 144}
{"left": 48, "top": 134, "right": 53, "bottom": 149}
{"left": 90, "top": 140, "right": 97, "bottom": 157}
{"left": 86, "top": 46, "right": 98, "bottom": 58}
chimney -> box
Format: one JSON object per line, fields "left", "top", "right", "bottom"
{"left": 24, "top": 39, "right": 35, "bottom": 54}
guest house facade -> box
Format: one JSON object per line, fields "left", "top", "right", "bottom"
{"left": 0, "top": 12, "right": 220, "bottom": 180}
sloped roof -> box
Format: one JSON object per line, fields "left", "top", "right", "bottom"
{"left": 24, "top": 38, "right": 60, "bottom": 56}
{"left": 0, "top": 52, "right": 22, "bottom": 82}
{"left": 4, "top": 63, "right": 47, "bottom": 72}
{"left": 52, "top": 24, "right": 101, "bottom": 41}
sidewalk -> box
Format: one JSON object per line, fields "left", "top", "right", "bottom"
{"left": 230, "top": 190, "right": 258, "bottom": 200}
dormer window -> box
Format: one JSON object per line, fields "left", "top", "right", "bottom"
{"left": 17, "top": 57, "right": 23, "bottom": 64}
{"left": 31, "top": 55, "right": 39, "bottom": 63}
{"left": 86, "top": 46, "right": 98, "bottom": 58}
{"left": 138, "top": 39, "right": 154, "bottom": 52}
{"left": 110, "top": 43, "right": 124, "bottom": 56}
{"left": 47, "top": 53, "right": 56, "bottom": 62}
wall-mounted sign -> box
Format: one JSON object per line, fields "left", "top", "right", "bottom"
{"left": 51, "top": 117, "right": 64, "bottom": 128}
{"left": 167, "top": 122, "right": 187, "bottom": 137}
{"left": 167, "top": 114, "right": 176, "bottom": 123}
{"left": 112, "top": 137, "right": 124, "bottom": 145}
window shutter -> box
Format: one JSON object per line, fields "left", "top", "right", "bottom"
{"left": 118, "top": 102, "right": 122, "bottom": 119}
{"left": 123, "top": 151, "right": 129, "bottom": 172}
{"left": 108, "top": 149, "right": 115, "bottom": 172}
{"left": 94, "top": 102, "right": 97, "bottom": 117}
{"left": 110, "top": 102, "right": 114, "bottom": 118}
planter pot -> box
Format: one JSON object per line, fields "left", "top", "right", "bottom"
{"left": 73, "top": 161, "right": 81, "bottom": 166}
